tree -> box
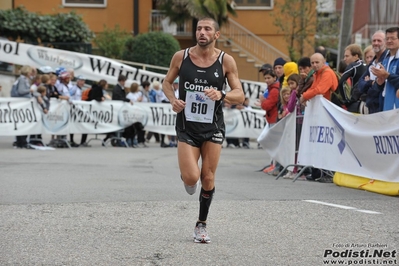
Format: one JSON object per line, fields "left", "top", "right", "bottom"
{"left": 0, "top": 7, "right": 93, "bottom": 52}
{"left": 94, "top": 25, "right": 133, "bottom": 59}
{"left": 272, "top": 0, "right": 317, "bottom": 61}
{"left": 157, "top": 0, "right": 237, "bottom": 40}
{"left": 122, "top": 32, "right": 180, "bottom": 74}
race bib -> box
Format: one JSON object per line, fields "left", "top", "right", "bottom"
{"left": 184, "top": 91, "right": 215, "bottom": 123}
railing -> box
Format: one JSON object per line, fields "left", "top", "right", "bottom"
{"left": 150, "top": 11, "right": 288, "bottom": 64}
{"left": 150, "top": 10, "right": 192, "bottom": 36}
{"left": 221, "top": 18, "right": 288, "bottom": 65}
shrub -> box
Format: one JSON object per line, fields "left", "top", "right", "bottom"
{"left": 122, "top": 32, "right": 180, "bottom": 74}
{"left": 94, "top": 25, "right": 133, "bottom": 59}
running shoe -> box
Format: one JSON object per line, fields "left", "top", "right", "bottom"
{"left": 263, "top": 165, "right": 275, "bottom": 173}
{"left": 181, "top": 176, "right": 199, "bottom": 195}
{"left": 193, "top": 223, "right": 211, "bottom": 243}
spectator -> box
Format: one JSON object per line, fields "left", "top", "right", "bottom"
{"left": 103, "top": 75, "right": 128, "bottom": 146}
{"left": 124, "top": 82, "right": 147, "bottom": 148}
{"left": 112, "top": 75, "right": 129, "bottom": 102}
{"left": 363, "top": 45, "right": 375, "bottom": 65}
{"left": 299, "top": 53, "right": 338, "bottom": 104}
{"left": 30, "top": 74, "right": 41, "bottom": 93}
{"left": 297, "top": 57, "right": 314, "bottom": 96}
{"left": 144, "top": 80, "right": 160, "bottom": 144}
{"left": 34, "top": 85, "right": 49, "bottom": 114}
{"left": 12, "top": 65, "right": 34, "bottom": 148}
{"left": 273, "top": 57, "right": 286, "bottom": 87}
{"left": 338, "top": 44, "right": 367, "bottom": 107}
{"left": 358, "top": 30, "right": 389, "bottom": 114}
{"left": 56, "top": 72, "right": 72, "bottom": 101}
{"left": 283, "top": 74, "right": 303, "bottom": 179}
{"left": 70, "top": 75, "right": 90, "bottom": 147}
{"left": 88, "top": 80, "right": 106, "bottom": 102}
{"left": 371, "top": 27, "right": 399, "bottom": 111}
{"left": 260, "top": 69, "right": 280, "bottom": 174}
{"left": 282, "top": 62, "right": 299, "bottom": 87}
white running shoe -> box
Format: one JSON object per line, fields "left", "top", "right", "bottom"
{"left": 193, "top": 223, "right": 211, "bottom": 243}
{"left": 181, "top": 176, "right": 199, "bottom": 195}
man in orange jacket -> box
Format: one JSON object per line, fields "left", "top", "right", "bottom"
{"left": 299, "top": 53, "right": 338, "bottom": 104}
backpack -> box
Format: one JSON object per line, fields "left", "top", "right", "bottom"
{"left": 10, "top": 80, "right": 20, "bottom": 97}
{"left": 330, "top": 71, "right": 351, "bottom": 107}
{"left": 81, "top": 88, "right": 91, "bottom": 101}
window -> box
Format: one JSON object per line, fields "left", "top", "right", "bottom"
{"left": 234, "top": 0, "right": 273, "bottom": 10}
{"left": 62, "top": 0, "right": 107, "bottom": 8}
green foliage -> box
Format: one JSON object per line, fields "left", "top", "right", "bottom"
{"left": 122, "top": 32, "right": 180, "bottom": 74}
{"left": 316, "top": 13, "right": 340, "bottom": 49}
{"left": 94, "top": 25, "right": 133, "bottom": 59}
{"left": 272, "top": 0, "right": 317, "bottom": 61}
{"left": 0, "top": 7, "right": 93, "bottom": 51}
{"left": 157, "top": 0, "right": 236, "bottom": 27}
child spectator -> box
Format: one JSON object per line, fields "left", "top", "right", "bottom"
{"left": 34, "top": 85, "right": 49, "bottom": 114}
{"left": 260, "top": 69, "right": 280, "bottom": 174}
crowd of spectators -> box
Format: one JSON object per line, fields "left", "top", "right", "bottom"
{"left": 256, "top": 27, "right": 399, "bottom": 181}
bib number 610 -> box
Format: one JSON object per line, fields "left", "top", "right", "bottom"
{"left": 191, "top": 102, "right": 208, "bottom": 114}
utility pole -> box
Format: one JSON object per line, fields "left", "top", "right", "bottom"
{"left": 337, "top": 0, "right": 355, "bottom": 68}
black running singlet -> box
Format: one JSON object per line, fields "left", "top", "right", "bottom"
{"left": 176, "top": 48, "right": 226, "bottom": 134}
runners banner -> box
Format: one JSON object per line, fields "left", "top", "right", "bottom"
{"left": 257, "top": 110, "right": 296, "bottom": 168}
{"left": 297, "top": 96, "right": 399, "bottom": 182}
{"left": 0, "top": 40, "right": 265, "bottom": 102}
{"left": 0, "top": 98, "right": 266, "bottom": 138}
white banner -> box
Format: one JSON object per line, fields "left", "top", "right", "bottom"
{"left": 257, "top": 111, "right": 296, "bottom": 168}
{"left": 298, "top": 96, "right": 399, "bottom": 182}
{"left": 0, "top": 98, "right": 266, "bottom": 138}
{"left": 0, "top": 39, "right": 265, "bottom": 101}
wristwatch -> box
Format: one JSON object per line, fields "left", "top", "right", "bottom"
{"left": 220, "top": 90, "right": 226, "bottom": 101}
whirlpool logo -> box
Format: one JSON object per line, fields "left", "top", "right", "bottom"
{"left": 223, "top": 110, "right": 239, "bottom": 134}
{"left": 42, "top": 105, "right": 69, "bottom": 132}
{"left": 118, "top": 105, "right": 148, "bottom": 128}
{"left": 27, "top": 47, "right": 83, "bottom": 69}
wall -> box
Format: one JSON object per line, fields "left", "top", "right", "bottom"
{"left": 0, "top": 0, "right": 12, "bottom": 10}
{"left": 13, "top": 0, "right": 135, "bottom": 35}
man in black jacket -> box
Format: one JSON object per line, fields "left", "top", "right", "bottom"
{"left": 103, "top": 75, "right": 129, "bottom": 146}
{"left": 112, "top": 75, "right": 129, "bottom": 101}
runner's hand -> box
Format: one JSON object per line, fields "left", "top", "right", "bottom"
{"left": 172, "top": 98, "right": 185, "bottom": 113}
{"left": 204, "top": 87, "right": 221, "bottom": 101}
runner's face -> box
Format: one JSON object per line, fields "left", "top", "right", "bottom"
{"left": 196, "top": 20, "right": 219, "bottom": 47}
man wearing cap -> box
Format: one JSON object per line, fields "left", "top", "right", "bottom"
{"left": 258, "top": 63, "right": 273, "bottom": 76}
{"left": 273, "top": 57, "right": 287, "bottom": 87}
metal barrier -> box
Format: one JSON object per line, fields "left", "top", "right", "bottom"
{"left": 274, "top": 114, "right": 334, "bottom": 183}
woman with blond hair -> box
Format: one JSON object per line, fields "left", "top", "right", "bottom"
{"left": 363, "top": 45, "right": 375, "bottom": 65}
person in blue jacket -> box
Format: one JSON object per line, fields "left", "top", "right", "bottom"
{"left": 370, "top": 27, "right": 399, "bottom": 111}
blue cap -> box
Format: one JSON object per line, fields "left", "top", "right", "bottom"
{"left": 173, "top": 77, "right": 179, "bottom": 84}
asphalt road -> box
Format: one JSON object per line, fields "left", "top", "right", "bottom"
{"left": 0, "top": 135, "right": 398, "bottom": 266}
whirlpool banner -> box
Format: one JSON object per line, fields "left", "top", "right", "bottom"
{"left": 0, "top": 98, "right": 267, "bottom": 138}
{"left": 0, "top": 39, "right": 266, "bottom": 102}
{"left": 297, "top": 96, "right": 399, "bottom": 182}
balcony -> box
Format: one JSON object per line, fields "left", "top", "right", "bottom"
{"left": 150, "top": 10, "right": 192, "bottom": 37}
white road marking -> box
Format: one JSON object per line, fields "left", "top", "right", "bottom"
{"left": 303, "top": 200, "right": 382, "bottom": 214}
